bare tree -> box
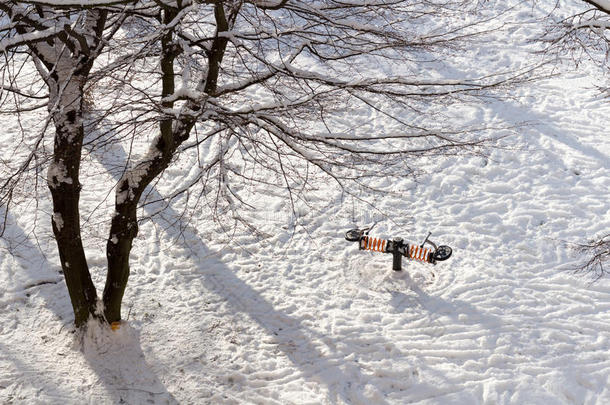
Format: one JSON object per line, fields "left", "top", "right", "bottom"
{"left": 1, "top": 0, "right": 536, "bottom": 327}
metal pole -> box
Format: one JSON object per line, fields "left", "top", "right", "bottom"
{"left": 392, "top": 237, "right": 403, "bottom": 271}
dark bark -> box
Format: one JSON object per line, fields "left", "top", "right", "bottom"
{"left": 47, "top": 70, "right": 98, "bottom": 327}
{"left": 103, "top": 200, "right": 138, "bottom": 322}
{"left": 204, "top": 2, "right": 230, "bottom": 95}
{"left": 21, "top": 7, "right": 108, "bottom": 327}
{"left": 49, "top": 114, "right": 98, "bottom": 326}
{"left": 103, "top": 6, "right": 188, "bottom": 323}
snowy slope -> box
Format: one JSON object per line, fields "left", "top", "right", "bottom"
{"left": 1, "top": 1, "right": 610, "bottom": 404}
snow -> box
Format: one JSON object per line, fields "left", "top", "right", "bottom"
{"left": 589, "top": 0, "right": 610, "bottom": 11}
{"left": 1, "top": 1, "right": 610, "bottom": 404}
{"left": 52, "top": 212, "right": 64, "bottom": 232}
{"left": 17, "top": 0, "right": 133, "bottom": 5}
{"left": 46, "top": 161, "right": 73, "bottom": 188}
{"left": 116, "top": 160, "right": 155, "bottom": 205}
{"left": 0, "top": 27, "right": 61, "bottom": 53}
{"left": 576, "top": 20, "right": 610, "bottom": 29}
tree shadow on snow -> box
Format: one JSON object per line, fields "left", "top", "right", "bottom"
{"left": 85, "top": 117, "right": 417, "bottom": 403}
{"left": 0, "top": 207, "right": 63, "bottom": 305}
{"left": 0, "top": 341, "right": 77, "bottom": 403}
{"left": 79, "top": 321, "right": 179, "bottom": 404}
{"left": 162, "top": 239, "right": 406, "bottom": 404}
{"left": 387, "top": 271, "right": 503, "bottom": 335}
{"left": 0, "top": 208, "right": 178, "bottom": 404}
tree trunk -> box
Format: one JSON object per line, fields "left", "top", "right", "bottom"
{"left": 103, "top": 201, "right": 138, "bottom": 323}
{"left": 47, "top": 70, "right": 98, "bottom": 327}
{"left": 102, "top": 7, "right": 182, "bottom": 323}
{"left": 14, "top": 7, "right": 111, "bottom": 326}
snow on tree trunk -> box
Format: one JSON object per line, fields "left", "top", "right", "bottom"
{"left": 47, "top": 61, "right": 98, "bottom": 327}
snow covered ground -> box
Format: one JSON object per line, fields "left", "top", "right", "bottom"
{"left": 1, "top": 2, "right": 610, "bottom": 404}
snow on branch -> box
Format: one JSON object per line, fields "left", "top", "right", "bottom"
{"left": 271, "top": 59, "right": 509, "bottom": 94}
{"left": 250, "top": 0, "right": 289, "bottom": 10}
{"left": 16, "top": 0, "right": 138, "bottom": 8}
{"left": 582, "top": 0, "right": 610, "bottom": 14}
{"left": 0, "top": 26, "right": 61, "bottom": 52}
{"left": 575, "top": 19, "right": 610, "bottom": 29}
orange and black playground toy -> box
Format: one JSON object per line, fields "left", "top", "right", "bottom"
{"left": 345, "top": 225, "right": 452, "bottom": 271}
